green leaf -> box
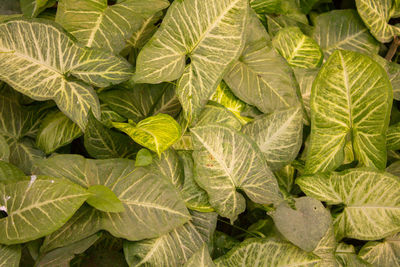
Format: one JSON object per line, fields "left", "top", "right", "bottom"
{"left": 305, "top": 50, "right": 392, "bottom": 174}
{"left": 293, "top": 67, "right": 318, "bottom": 123}
{"left": 191, "top": 124, "right": 282, "bottom": 221}
{"left": 272, "top": 27, "right": 323, "bottom": 69}
{"left": 0, "top": 178, "right": 89, "bottom": 245}
{"left": 0, "top": 161, "right": 26, "bottom": 184}
{"left": 0, "top": 19, "right": 133, "bottom": 129}
{"left": 272, "top": 197, "right": 332, "bottom": 252}
{"left": 313, "top": 10, "right": 380, "bottom": 57}
{"left": 224, "top": 10, "right": 300, "bottom": 114}
{"left": 127, "top": 11, "right": 164, "bottom": 49}
{"left": 0, "top": 1, "right": 21, "bottom": 15}
{"left": 135, "top": 148, "right": 153, "bottom": 167}
{"left": 358, "top": 233, "right": 400, "bottom": 267}
{"left": 6, "top": 137, "right": 45, "bottom": 174}
{"left": 266, "top": 13, "right": 312, "bottom": 37}
{"left": 297, "top": 168, "right": 400, "bottom": 240}
{"left": 0, "top": 135, "right": 9, "bottom": 162}
{"left": 35, "top": 234, "right": 100, "bottom": 267}
{"left": 134, "top": 0, "right": 248, "bottom": 124}
{"left": 99, "top": 104, "right": 126, "bottom": 128}
{"left": 20, "top": 0, "right": 55, "bottom": 17}
{"left": 184, "top": 244, "right": 215, "bottom": 267}
{"left": 387, "top": 122, "right": 400, "bottom": 150}
{"left": 196, "top": 102, "right": 242, "bottom": 130}
{"left": 34, "top": 155, "right": 190, "bottom": 245}
{"left": 335, "top": 243, "right": 371, "bottom": 267}
{"left": 250, "top": 0, "right": 281, "bottom": 14}
{"left": 36, "top": 111, "right": 82, "bottom": 154}
{"left": 0, "top": 244, "right": 21, "bottom": 267}
{"left": 242, "top": 107, "right": 303, "bottom": 171}
{"left": 356, "top": 0, "right": 400, "bottom": 43}
{"left": 124, "top": 211, "right": 217, "bottom": 267}
{"left": 214, "top": 238, "right": 322, "bottom": 266}
{"left": 56, "top": 0, "right": 169, "bottom": 53}
{"left": 84, "top": 111, "right": 138, "bottom": 159}
{"left": 86, "top": 185, "right": 125, "bottom": 213}
{"left": 112, "top": 113, "right": 181, "bottom": 156}
{"left": 371, "top": 54, "right": 400, "bottom": 101}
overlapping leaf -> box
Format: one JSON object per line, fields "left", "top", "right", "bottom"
{"left": 358, "top": 232, "right": 400, "bottom": 266}
{"left": 184, "top": 244, "right": 215, "bottom": 267}
{"left": 0, "top": 244, "right": 21, "bottom": 267}
{"left": 0, "top": 135, "right": 9, "bottom": 162}
{"left": 20, "top": 0, "right": 55, "bottom": 17}
{"left": 0, "top": 161, "right": 26, "bottom": 184}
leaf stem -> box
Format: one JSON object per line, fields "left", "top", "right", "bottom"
{"left": 385, "top": 36, "right": 400, "bottom": 61}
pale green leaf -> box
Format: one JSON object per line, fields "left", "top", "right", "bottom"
{"left": 335, "top": 243, "right": 371, "bottom": 267}
{"left": 20, "top": 0, "right": 55, "bottom": 17}
{"left": 0, "top": 178, "right": 89, "bottom": 245}
{"left": 313, "top": 223, "right": 338, "bottom": 267}
{"left": 0, "top": 135, "right": 9, "bottom": 162}
{"left": 297, "top": 168, "right": 400, "bottom": 240}
{"left": 313, "top": 10, "right": 380, "bottom": 57}
{"left": 387, "top": 122, "right": 400, "bottom": 150}
{"left": 86, "top": 185, "right": 125, "bottom": 213}
{"left": 134, "top": 0, "right": 248, "bottom": 124}
{"left": 274, "top": 165, "right": 295, "bottom": 193}
{"left": 191, "top": 124, "right": 282, "bottom": 221}
{"left": 293, "top": 67, "right": 318, "bottom": 123}
{"left": 0, "top": 19, "right": 133, "bottom": 129}
{"left": 112, "top": 113, "right": 181, "bottom": 156}
{"left": 387, "top": 161, "right": 400, "bottom": 176}
{"left": 214, "top": 238, "right": 322, "bottom": 266}
{"left": 135, "top": 148, "right": 153, "bottom": 167}
{"left": 266, "top": 13, "right": 313, "bottom": 37}
{"left": 84, "top": 111, "right": 138, "bottom": 159}
{"left": 196, "top": 102, "right": 242, "bottom": 130}
{"left": 173, "top": 134, "right": 193, "bottom": 151}
{"left": 124, "top": 211, "right": 217, "bottom": 267}
{"left": 34, "top": 155, "right": 190, "bottom": 245}
{"left": 99, "top": 104, "right": 126, "bottom": 128}
{"left": 0, "top": 161, "right": 26, "bottom": 184}
{"left": 56, "top": 0, "right": 169, "bottom": 53}
{"left": 36, "top": 111, "right": 82, "bottom": 154}
{"left": 250, "top": 0, "right": 281, "bottom": 14}
{"left": 305, "top": 50, "right": 392, "bottom": 174}
{"left": 356, "top": 0, "right": 400, "bottom": 43}
{"left": 224, "top": 11, "right": 300, "bottom": 114}
{"left": 371, "top": 54, "right": 400, "bottom": 101}
{"left": 127, "top": 11, "right": 164, "bottom": 49}
{"left": 273, "top": 27, "right": 323, "bottom": 69}
{"left": 184, "top": 244, "right": 215, "bottom": 267}
{"left": 358, "top": 233, "right": 400, "bottom": 267}
{"left": 6, "top": 137, "right": 44, "bottom": 174}
{"left": 0, "top": 244, "right": 21, "bottom": 267}
{"left": 243, "top": 107, "right": 303, "bottom": 171}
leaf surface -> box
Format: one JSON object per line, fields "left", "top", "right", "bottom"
{"left": 0, "top": 244, "right": 21, "bottom": 267}
{"left": 184, "top": 244, "right": 215, "bottom": 267}
{"left": 358, "top": 233, "right": 400, "bottom": 267}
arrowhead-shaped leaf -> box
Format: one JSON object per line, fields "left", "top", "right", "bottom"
{"left": 86, "top": 185, "right": 124, "bottom": 213}
{"left": 56, "top": 0, "right": 169, "bottom": 53}
{"left": 134, "top": 0, "right": 248, "bottom": 124}
{"left": 305, "top": 50, "right": 392, "bottom": 174}
{"left": 0, "top": 161, "right": 26, "bottom": 184}
{"left": 184, "top": 244, "right": 215, "bottom": 267}
{"left": 297, "top": 168, "right": 400, "bottom": 240}
{"left": 196, "top": 102, "right": 242, "bottom": 130}
{"left": 191, "top": 124, "right": 282, "bottom": 221}
{"left": 0, "top": 178, "right": 89, "bottom": 245}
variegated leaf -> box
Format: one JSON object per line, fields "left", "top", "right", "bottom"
{"left": 293, "top": 67, "right": 319, "bottom": 123}
{"left": 0, "top": 135, "right": 9, "bottom": 162}
{"left": 184, "top": 244, "right": 215, "bottom": 267}
{"left": 335, "top": 243, "right": 371, "bottom": 267}
{"left": 305, "top": 50, "right": 392, "bottom": 174}
{"left": 0, "top": 161, "right": 26, "bottom": 184}
{"left": 20, "top": 0, "right": 55, "bottom": 17}
{"left": 196, "top": 102, "right": 242, "bottom": 130}
{"left": 358, "top": 232, "right": 400, "bottom": 267}
{"left": 0, "top": 244, "right": 21, "bottom": 267}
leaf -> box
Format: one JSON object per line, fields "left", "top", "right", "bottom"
{"left": 0, "top": 244, "right": 21, "bottom": 267}
{"left": 272, "top": 197, "right": 332, "bottom": 252}
{"left": 0, "top": 1, "right": 21, "bottom": 15}
{"left": 297, "top": 168, "right": 400, "bottom": 240}
{"left": 56, "top": 0, "right": 169, "bottom": 53}
{"left": 34, "top": 155, "right": 190, "bottom": 244}
{"left": 358, "top": 232, "right": 400, "bottom": 267}
{"left": 293, "top": 67, "right": 318, "bottom": 123}
{"left": 224, "top": 10, "right": 300, "bottom": 114}
{"left": 86, "top": 185, "right": 125, "bottom": 213}
{"left": 356, "top": 0, "right": 400, "bottom": 43}
{"left": 196, "top": 102, "right": 242, "bottom": 130}
{"left": 0, "top": 161, "right": 26, "bottom": 184}
{"left": 20, "top": 0, "right": 55, "bottom": 17}
{"left": 371, "top": 54, "right": 400, "bottom": 101}
{"left": 305, "top": 50, "right": 392, "bottom": 174}
{"left": 135, "top": 148, "right": 153, "bottom": 167}
{"left": 127, "top": 11, "right": 164, "bottom": 49}
{"left": 214, "top": 238, "right": 322, "bottom": 266}
{"left": 134, "top": 0, "right": 248, "bottom": 124}
{"left": 335, "top": 243, "right": 371, "bottom": 267}
{"left": 272, "top": 27, "right": 323, "bottom": 69}
{"left": 0, "top": 178, "right": 89, "bottom": 245}
{"left": 0, "top": 135, "right": 9, "bottom": 162}
{"left": 6, "top": 137, "right": 45, "bottom": 174}
{"left": 191, "top": 124, "right": 282, "bottom": 221}
{"left": 112, "top": 113, "right": 181, "bottom": 156}
{"left": 35, "top": 234, "right": 100, "bottom": 267}
{"left": 36, "top": 111, "right": 82, "bottom": 154}
{"left": 124, "top": 211, "right": 217, "bottom": 267}
{"left": 84, "top": 111, "right": 138, "bottom": 159}
{"left": 184, "top": 244, "right": 215, "bottom": 267}
{"left": 387, "top": 122, "right": 400, "bottom": 150}
{"left": 250, "top": 0, "right": 281, "bottom": 14}
{"left": 242, "top": 107, "right": 303, "bottom": 171}
{"left": 313, "top": 10, "right": 380, "bottom": 57}
{"left": 0, "top": 19, "right": 133, "bottom": 129}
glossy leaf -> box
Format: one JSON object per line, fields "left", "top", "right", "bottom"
{"left": 305, "top": 50, "right": 392, "bottom": 174}
{"left": 191, "top": 124, "right": 282, "bottom": 221}
{"left": 112, "top": 113, "right": 181, "bottom": 156}
{"left": 297, "top": 168, "right": 400, "bottom": 240}
{"left": 86, "top": 185, "right": 125, "bottom": 213}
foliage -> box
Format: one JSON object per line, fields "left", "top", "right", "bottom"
{"left": 1, "top": 0, "right": 400, "bottom": 266}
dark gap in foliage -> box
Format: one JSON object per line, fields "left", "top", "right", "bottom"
{"left": 108, "top": 0, "right": 117, "bottom": 6}
{"left": 341, "top": 239, "right": 369, "bottom": 251}
{"left": 185, "top": 56, "right": 191, "bottom": 65}
{"left": 0, "top": 210, "right": 7, "bottom": 218}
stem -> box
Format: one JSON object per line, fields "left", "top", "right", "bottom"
{"left": 385, "top": 36, "right": 400, "bottom": 61}
{"left": 217, "top": 218, "right": 259, "bottom": 238}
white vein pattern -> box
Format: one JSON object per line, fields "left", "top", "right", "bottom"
{"left": 124, "top": 211, "right": 217, "bottom": 267}
{"left": 305, "top": 50, "right": 392, "bottom": 174}
{"left": 135, "top": 0, "right": 248, "bottom": 124}
{"left": 0, "top": 244, "right": 21, "bottom": 267}
{"left": 359, "top": 232, "right": 400, "bottom": 266}
{"left": 56, "top": 0, "right": 169, "bottom": 53}
{"left": 191, "top": 125, "right": 282, "bottom": 221}
{"left": 184, "top": 244, "right": 215, "bottom": 267}
{"left": 297, "top": 168, "right": 400, "bottom": 240}
{"left": 0, "top": 19, "right": 132, "bottom": 129}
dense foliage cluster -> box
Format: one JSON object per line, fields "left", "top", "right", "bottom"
{"left": 1, "top": 0, "right": 400, "bottom": 266}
